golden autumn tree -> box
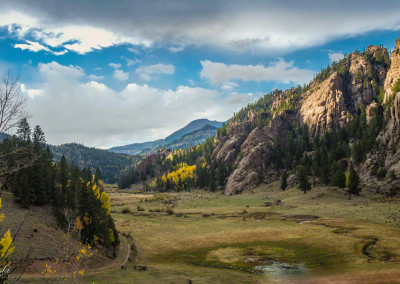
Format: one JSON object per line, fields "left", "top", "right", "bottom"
{"left": 0, "top": 197, "right": 14, "bottom": 281}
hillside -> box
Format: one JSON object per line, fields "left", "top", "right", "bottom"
{"left": 109, "top": 119, "right": 223, "bottom": 155}
{"left": 164, "top": 124, "right": 218, "bottom": 150}
{"left": 108, "top": 139, "right": 164, "bottom": 155}
{"left": 164, "top": 119, "right": 223, "bottom": 143}
{"left": 211, "top": 43, "right": 395, "bottom": 195}
{"left": 135, "top": 36, "right": 400, "bottom": 197}
{"left": 51, "top": 143, "right": 140, "bottom": 183}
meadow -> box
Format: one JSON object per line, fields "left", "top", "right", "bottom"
{"left": 85, "top": 183, "right": 400, "bottom": 284}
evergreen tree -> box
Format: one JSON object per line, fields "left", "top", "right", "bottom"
{"left": 297, "top": 165, "right": 311, "bottom": 194}
{"left": 280, "top": 171, "right": 288, "bottom": 190}
{"left": 16, "top": 118, "right": 31, "bottom": 143}
{"left": 95, "top": 167, "right": 102, "bottom": 183}
{"left": 345, "top": 165, "right": 361, "bottom": 199}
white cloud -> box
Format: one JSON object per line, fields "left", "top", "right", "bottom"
{"left": 108, "top": 63, "right": 122, "bottom": 69}
{"left": 23, "top": 62, "right": 246, "bottom": 147}
{"left": 135, "top": 63, "right": 176, "bottom": 81}
{"left": 220, "top": 82, "right": 238, "bottom": 90}
{"left": 168, "top": 46, "right": 184, "bottom": 53}
{"left": 328, "top": 51, "right": 345, "bottom": 63}
{"left": 113, "top": 69, "right": 129, "bottom": 81}
{"left": 124, "top": 58, "right": 140, "bottom": 66}
{"left": 224, "top": 92, "right": 258, "bottom": 106}
{"left": 14, "top": 40, "right": 50, "bottom": 52}
{"left": 14, "top": 40, "right": 68, "bottom": 55}
{"left": 200, "top": 59, "right": 315, "bottom": 85}
{"left": 20, "top": 83, "right": 44, "bottom": 98}
{"left": 53, "top": 50, "right": 68, "bottom": 56}
{"left": 2, "top": 1, "right": 400, "bottom": 54}
{"left": 88, "top": 74, "right": 104, "bottom": 80}
{"left": 39, "top": 61, "right": 85, "bottom": 80}
{"left": 127, "top": 47, "right": 141, "bottom": 54}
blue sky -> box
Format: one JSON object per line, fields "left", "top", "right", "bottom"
{"left": 1, "top": 1, "right": 400, "bottom": 148}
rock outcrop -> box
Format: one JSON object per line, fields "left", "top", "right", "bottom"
{"left": 212, "top": 122, "right": 251, "bottom": 164}
{"left": 300, "top": 72, "right": 348, "bottom": 136}
{"left": 216, "top": 38, "right": 399, "bottom": 195}
{"left": 347, "top": 46, "right": 387, "bottom": 110}
{"left": 137, "top": 148, "right": 170, "bottom": 174}
{"left": 225, "top": 112, "right": 294, "bottom": 195}
{"left": 384, "top": 37, "right": 400, "bottom": 104}
{"left": 366, "top": 101, "right": 378, "bottom": 125}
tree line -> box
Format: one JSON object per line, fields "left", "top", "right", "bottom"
{"left": 1, "top": 118, "right": 119, "bottom": 251}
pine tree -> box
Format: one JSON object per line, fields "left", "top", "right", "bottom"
{"left": 280, "top": 171, "right": 288, "bottom": 190}
{"left": 59, "top": 155, "right": 69, "bottom": 195}
{"left": 297, "top": 165, "right": 311, "bottom": 194}
{"left": 16, "top": 118, "right": 31, "bottom": 143}
{"left": 95, "top": 167, "right": 102, "bottom": 183}
{"left": 345, "top": 165, "right": 361, "bottom": 199}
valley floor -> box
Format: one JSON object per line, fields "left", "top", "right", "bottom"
{"left": 84, "top": 183, "right": 400, "bottom": 284}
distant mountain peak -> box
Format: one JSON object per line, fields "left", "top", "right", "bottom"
{"left": 108, "top": 118, "right": 224, "bottom": 155}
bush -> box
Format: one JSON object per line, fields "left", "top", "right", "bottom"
{"left": 122, "top": 207, "right": 131, "bottom": 214}
{"left": 165, "top": 206, "right": 174, "bottom": 215}
{"left": 137, "top": 205, "right": 145, "bottom": 211}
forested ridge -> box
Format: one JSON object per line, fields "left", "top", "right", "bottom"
{"left": 1, "top": 119, "right": 119, "bottom": 251}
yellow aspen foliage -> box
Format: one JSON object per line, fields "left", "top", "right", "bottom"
{"left": 165, "top": 162, "right": 196, "bottom": 191}
{"left": 83, "top": 214, "right": 91, "bottom": 225}
{"left": 74, "top": 217, "right": 84, "bottom": 231}
{"left": 108, "top": 229, "right": 115, "bottom": 243}
{"left": 92, "top": 183, "right": 100, "bottom": 199}
{"left": 0, "top": 230, "right": 14, "bottom": 259}
{"left": 42, "top": 263, "right": 56, "bottom": 277}
{"left": 0, "top": 198, "right": 14, "bottom": 262}
{"left": 100, "top": 191, "right": 111, "bottom": 215}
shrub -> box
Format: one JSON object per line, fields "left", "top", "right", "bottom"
{"left": 137, "top": 205, "right": 145, "bottom": 212}
{"left": 165, "top": 206, "right": 174, "bottom": 215}
{"left": 122, "top": 207, "right": 131, "bottom": 214}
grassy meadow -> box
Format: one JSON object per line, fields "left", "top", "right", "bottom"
{"left": 84, "top": 183, "right": 400, "bottom": 283}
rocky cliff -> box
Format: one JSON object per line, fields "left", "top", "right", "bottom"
{"left": 213, "top": 39, "right": 397, "bottom": 195}
{"left": 384, "top": 38, "right": 400, "bottom": 104}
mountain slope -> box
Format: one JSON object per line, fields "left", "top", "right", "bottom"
{"left": 108, "top": 118, "right": 223, "bottom": 154}
{"left": 108, "top": 139, "right": 164, "bottom": 155}
{"left": 137, "top": 38, "right": 400, "bottom": 196}
{"left": 51, "top": 143, "right": 140, "bottom": 183}
{"left": 213, "top": 44, "right": 392, "bottom": 195}
{"left": 163, "top": 124, "right": 218, "bottom": 150}
{"left": 164, "top": 119, "right": 223, "bottom": 143}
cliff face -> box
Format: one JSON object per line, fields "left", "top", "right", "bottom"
{"left": 224, "top": 112, "right": 294, "bottom": 195}
{"left": 300, "top": 72, "right": 347, "bottom": 136}
{"left": 215, "top": 40, "right": 396, "bottom": 195}
{"left": 384, "top": 38, "right": 400, "bottom": 104}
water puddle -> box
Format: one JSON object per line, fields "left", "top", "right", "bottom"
{"left": 249, "top": 259, "right": 306, "bottom": 276}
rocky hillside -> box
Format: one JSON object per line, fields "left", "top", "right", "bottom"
{"left": 212, "top": 39, "right": 400, "bottom": 195}
{"left": 123, "top": 36, "right": 400, "bottom": 196}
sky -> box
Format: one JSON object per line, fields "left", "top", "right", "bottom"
{"left": 0, "top": 1, "right": 400, "bottom": 148}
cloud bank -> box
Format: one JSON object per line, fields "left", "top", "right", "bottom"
{"left": 1, "top": 1, "right": 400, "bottom": 54}
{"left": 22, "top": 62, "right": 255, "bottom": 147}
{"left": 200, "top": 59, "right": 315, "bottom": 85}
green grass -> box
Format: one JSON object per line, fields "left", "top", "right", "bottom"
{"left": 16, "top": 182, "right": 398, "bottom": 283}
{"left": 84, "top": 183, "right": 400, "bottom": 283}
